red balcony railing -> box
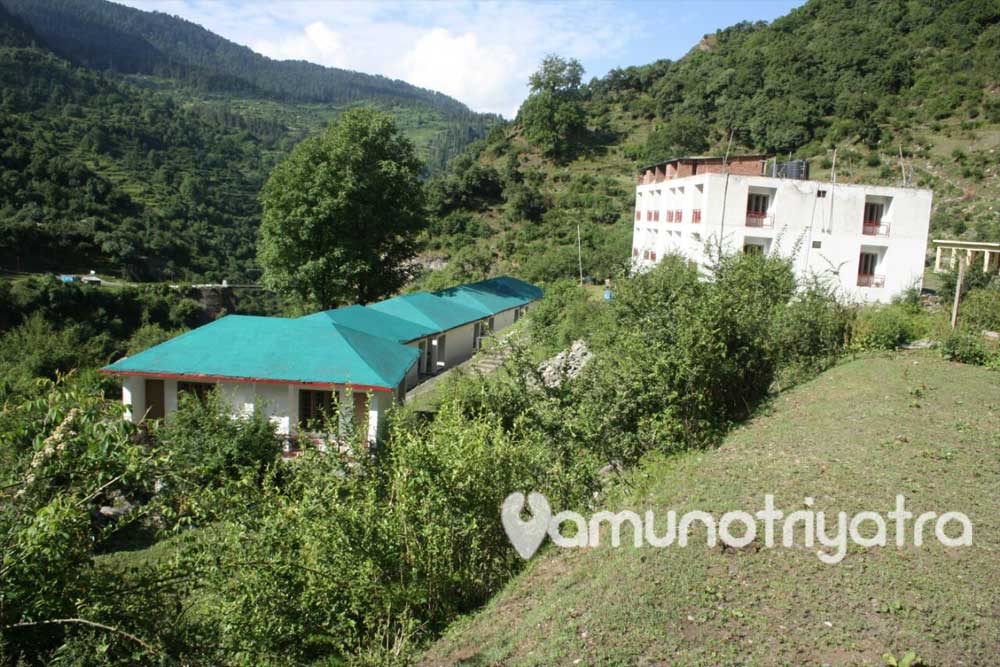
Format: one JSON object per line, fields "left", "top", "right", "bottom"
{"left": 653, "top": 210, "right": 660, "bottom": 222}
{"left": 665, "top": 210, "right": 674, "bottom": 223}
{"left": 675, "top": 209, "right": 683, "bottom": 223}
{"left": 862, "top": 220, "right": 890, "bottom": 237}
{"left": 746, "top": 212, "right": 774, "bottom": 228}
{"left": 635, "top": 210, "right": 641, "bottom": 221}
{"left": 692, "top": 209, "right": 702, "bottom": 224}
{"left": 646, "top": 211, "right": 653, "bottom": 221}
{"left": 857, "top": 274, "right": 885, "bottom": 288}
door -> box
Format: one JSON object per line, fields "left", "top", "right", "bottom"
{"left": 144, "top": 379, "right": 164, "bottom": 420}
{"left": 418, "top": 341, "right": 427, "bottom": 373}
{"left": 436, "top": 335, "right": 446, "bottom": 371}
{"left": 353, "top": 392, "right": 368, "bottom": 440}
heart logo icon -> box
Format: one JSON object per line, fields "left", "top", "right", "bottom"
{"left": 501, "top": 492, "right": 551, "bottom": 559}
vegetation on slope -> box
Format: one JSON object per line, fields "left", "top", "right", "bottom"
{"left": 422, "top": 352, "right": 1000, "bottom": 666}
{"left": 3, "top": 0, "right": 500, "bottom": 171}
{"left": 0, "top": 1, "right": 497, "bottom": 281}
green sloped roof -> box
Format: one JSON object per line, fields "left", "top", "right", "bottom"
{"left": 368, "top": 292, "right": 486, "bottom": 332}
{"left": 434, "top": 276, "right": 543, "bottom": 316}
{"left": 102, "top": 315, "right": 418, "bottom": 389}
{"left": 299, "top": 304, "right": 436, "bottom": 342}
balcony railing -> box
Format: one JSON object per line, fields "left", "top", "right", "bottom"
{"left": 674, "top": 209, "right": 683, "bottom": 223}
{"left": 635, "top": 210, "right": 641, "bottom": 221}
{"left": 745, "top": 212, "right": 774, "bottom": 228}
{"left": 692, "top": 209, "right": 702, "bottom": 224}
{"left": 862, "top": 220, "right": 890, "bottom": 237}
{"left": 653, "top": 210, "right": 660, "bottom": 222}
{"left": 665, "top": 210, "right": 674, "bottom": 223}
{"left": 857, "top": 274, "right": 885, "bottom": 288}
{"left": 646, "top": 211, "right": 653, "bottom": 221}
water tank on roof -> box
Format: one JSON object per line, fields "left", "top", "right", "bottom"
{"left": 771, "top": 159, "right": 810, "bottom": 180}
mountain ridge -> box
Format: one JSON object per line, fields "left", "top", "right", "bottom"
{"left": 2, "top": 0, "right": 479, "bottom": 116}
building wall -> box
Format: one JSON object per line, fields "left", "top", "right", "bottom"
{"left": 121, "top": 377, "right": 396, "bottom": 443}
{"left": 632, "top": 173, "right": 933, "bottom": 303}
{"left": 441, "top": 322, "right": 476, "bottom": 368}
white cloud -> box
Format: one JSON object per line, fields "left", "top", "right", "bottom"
{"left": 252, "top": 21, "right": 348, "bottom": 68}
{"left": 115, "top": 1, "right": 645, "bottom": 117}
{"left": 392, "top": 28, "right": 519, "bottom": 116}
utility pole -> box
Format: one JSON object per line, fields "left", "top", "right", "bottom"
{"left": 898, "top": 145, "right": 906, "bottom": 185}
{"left": 577, "top": 223, "right": 584, "bottom": 285}
{"left": 951, "top": 256, "right": 966, "bottom": 329}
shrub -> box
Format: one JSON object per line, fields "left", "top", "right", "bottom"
{"left": 850, "top": 305, "right": 921, "bottom": 350}
{"left": 940, "top": 327, "right": 997, "bottom": 366}
{"left": 773, "top": 280, "right": 851, "bottom": 374}
{"left": 527, "top": 279, "right": 606, "bottom": 355}
{"left": 159, "top": 390, "right": 279, "bottom": 497}
{"left": 961, "top": 288, "right": 1000, "bottom": 331}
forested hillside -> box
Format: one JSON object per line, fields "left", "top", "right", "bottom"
{"left": 415, "top": 0, "right": 1000, "bottom": 289}
{"left": 0, "top": 0, "right": 497, "bottom": 281}
{"left": 4, "top": 0, "right": 499, "bottom": 170}
{"left": 6, "top": 0, "right": 466, "bottom": 111}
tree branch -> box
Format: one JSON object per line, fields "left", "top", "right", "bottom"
{"left": 1, "top": 617, "right": 158, "bottom": 654}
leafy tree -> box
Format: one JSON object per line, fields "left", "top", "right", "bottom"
{"left": 643, "top": 114, "right": 710, "bottom": 161}
{"left": 257, "top": 108, "right": 427, "bottom": 308}
{"left": 520, "top": 55, "right": 586, "bottom": 158}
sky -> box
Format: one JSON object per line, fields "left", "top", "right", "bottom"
{"left": 117, "top": 0, "right": 803, "bottom": 118}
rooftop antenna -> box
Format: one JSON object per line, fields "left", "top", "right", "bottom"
{"left": 577, "top": 223, "right": 584, "bottom": 285}
{"left": 723, "top": 128, "right": 735, "bottom": 170}
{"left": 719, "top": 128, "right": 736, "bottom": 238}
{"left": 827, "top": 148, "right": 837, "bottom": 234}
{"left": 898, "top": 145, "right": 906, "bottom": 186}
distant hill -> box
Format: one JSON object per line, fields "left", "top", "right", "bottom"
{"left": 0, "top": 0, "right": 501, "bottom": 283}
{"left": 3, "top": 0, "right": 472, "bottom": 113}
{"left": 413, "top": 0, "right": 1000, "bottom": 289}
{"left": 0, "top": 1, "right": 40, "bottom": 48}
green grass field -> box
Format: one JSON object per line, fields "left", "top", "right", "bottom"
{"left": 421, "top": 352, "right": 1000, "bottom": 666}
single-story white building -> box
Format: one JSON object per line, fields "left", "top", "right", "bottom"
{"left": 100, "top": 277, "right": 542, "bottom": 449}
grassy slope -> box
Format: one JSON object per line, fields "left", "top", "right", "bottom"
{"left": 422, "top": 352, "right": 999, "bottom": 666}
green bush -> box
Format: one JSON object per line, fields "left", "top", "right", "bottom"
{"left": 961, "top": 288, "right": 1000, "bottom": 331}
{"left": 851, "top": 305, "right": 923, "bottom": 350}
{"left": 527, "top": 279, "right": 606, "bottom": 355}
{"left": 940, "top": 327, "right": 998, "bottom": 366}
{"left": 773, "top": 280, "right": 851, "bottom": 374}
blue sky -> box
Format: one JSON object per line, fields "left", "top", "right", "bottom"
{"left": 118, "top": 0, "right": 803, "bottom": 117}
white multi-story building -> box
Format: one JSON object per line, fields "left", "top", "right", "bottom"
{"left": 630, "top": 156, "right": 934, "bottom": 302}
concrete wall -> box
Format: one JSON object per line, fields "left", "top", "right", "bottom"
{"left": 121, "top": 377, "right": 396, "bottom": 443}
{"left": 440, "top": 322, "right": 476, "bottom": 369}
{"left": 632, "top": 173, "right": 933, "bottom": 303}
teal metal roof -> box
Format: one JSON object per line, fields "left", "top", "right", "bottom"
{"left": 102, "top": 315, "right": 417, "bottom": 389}
{"left": 434, "top": 277, "right": 543, "bottom": 316}
{"left": 300, "top": 305, "right": 436, "bottom": 342}
{"left": 368, "top": 292, "right": 486, "bottom": 332}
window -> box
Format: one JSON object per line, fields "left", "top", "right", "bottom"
{"left": 747, "top": 193, "right": 769, "bottom": 215}
{"left": 744, "top": 243, "right": 764, "bottom": 256}
{"left": 299, "top": 389, "right": 334, "bottom": 428}
{"left": 812, "top": 240, "right": 822, "bottom": 249}
{"left": 178, "top": 381, "right": 213, "bottom": 402}
{"left": 817, "top": 189, "right": 827, "bottom": 198}
{"left": 859, "top": 252, "right": 878, "bottom": 276}
{"left": 863, "top": 202, "right": 884, "bottom": 224}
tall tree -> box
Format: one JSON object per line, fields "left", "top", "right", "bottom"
{"left": 257, "top": 108, "right": 426, "bottom": 308}
{"left": 520, "top": 55, "right": 586, "bottom": 158}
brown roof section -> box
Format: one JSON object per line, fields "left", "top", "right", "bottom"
{"left": 638, "top": 155, "right": 768, "bottom": 184}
